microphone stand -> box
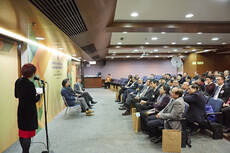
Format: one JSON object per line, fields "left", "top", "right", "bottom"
{"left": 41, "top": 80, "right": 54, "bottom": 153}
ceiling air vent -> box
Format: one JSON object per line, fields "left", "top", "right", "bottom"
{"left": 81, "top": 44, "right": 97, "bottom": 54}
{"left": 92, "top": 55, "right": 100, "bottom": 60}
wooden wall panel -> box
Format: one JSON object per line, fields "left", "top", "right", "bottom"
{"left": 183, "top": 53, "right": 197, "bottom": 76}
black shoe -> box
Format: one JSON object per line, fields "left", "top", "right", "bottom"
{"left": 81, "top": 110, "right": 85, "bottom": 113}
{"left": 118, "top": 102, "right": 124, "bottom": 104}
{"left": 90, "top": 105, "right": 94, "bottom": 107}
{"left": 153, "top": 136, "right": 162, "bottom": 143}
{"left": 119, "top": 107, "right": 126, "bottom": 110}
{"left": 150, "top": 136, "right": 157, "bottom": 142}
{"left": 115, "top": 100, "right": 120, "bottom": 102}
{"left": 89, "top": 106, "right": 93, "bottom": 109}
{"left": 190, "top": 128, "right": 200, "bottom": 135}
{"left": 122, "top": 111, "right": 130, "bottom": 115}
{"left": 91, "top": 101, "right": 97, "bottom": 104}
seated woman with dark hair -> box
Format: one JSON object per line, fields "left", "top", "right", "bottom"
{"left": 61, "top": 78, "right": 94, "bottom": 116}
{"left": 140, "top": 85, "right": 171, "bottom": 132}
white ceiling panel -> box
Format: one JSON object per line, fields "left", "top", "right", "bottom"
{"left": 115, "top": 0, "right": 230, "bottom": 21}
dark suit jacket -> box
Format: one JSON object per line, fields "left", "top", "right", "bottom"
{"left": 61, "top": 87, "right": 76, "bottom": 106}
{"left": 15, "top": 77, "right": 40, "bottom": 131}
{"left": 146, "top": 88, "right": 160, "bottom": 105}
{"left": 183, "top": 91, "right": 206, "bottom": 123}
{"left": 128, "top": 81, "right": 139, "bottom": 90}
{"left": 205, "top": 83, "right": 215, "bottom": 96}
{"left": 140, "top": 87, "right": 154, "bottom": 101}
{"left": 212, "top": 85, "right": 230, "bottom": 103}
{"left": 74, "top": 82, "right": 84, "bottom": 94}
{"left": 134, "top": 84, "right": 144, "bottom": 94}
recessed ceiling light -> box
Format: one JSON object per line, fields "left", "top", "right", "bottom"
{"left": 197, "top": 42, "right": 202, "bottom": 45}
{"left": 113, "top": 52, "right": 116, "bottom": 54}
{"left": 78, "top": 57, "right": 82, "bottom": 59}
{"left": 151, "top": 37, "right": 158, "bottom": 40}
{"left": 35, "top": 37, "right": 45, "bottom": 40}
{"left": 212, "top": 37, "right": 219, "bottom": 41}
{"left": 185, "top": 13, "right": 194, "bottom": 18}
{"left": 122, "top": 32, "right": 128, "bottom": 34}
{"left": 72, "top": 54, "right": 76, "bottom": 56}
{"left": 161, "top": 32, "right": 166, "bottom": 34}
{"left": 112, "top": 53, "right": 115, "bottom": 56}
{"left": 171, "top": 42, "right": 176, "bottom": 45}
{"left": 222, "top": 42, "right": 226, "bottom": 45}
{"left": 163, "top": 46, "right": 168, "bottom": 48}
{"left": 145, "top": 42, "right": 149, "bottom": 44}
{"left": 168, "top": 51, "right": 171, "bottom": 53}
{"left": 83, "top": 60, "right": 86, "bottom": 61}
{"left": 182, "top": 37, "right": 189, "bottom": 40}
{"left": 130, "top": 12, "right": 139, "bottom": 17}
{"left": 197, "top": 32, "right": 202, "bottom": 35}
{"left": 150, "top": 51, "right": 153, "bottom": 53}
{"left": 58, "top": 48, "right": 64, "bottom": 50}
{"left": 192, "top": 49, "right": 196, "bottom": 51}
{"left": 185, "top": 51, "right": 188, "bottom": 53}
{"left": 173, "top": 49, "right": 178, "bottom": 52}
{"left": 116, "top": 46, "right": 120, "bottom": 48}
{"left": 155, "top": 56, "right": 159, "bottom": 57}
{"left": 154, "top": 49, "right": 158, "bottom": 52}
{"left": 140, "top": 56, "right": 143, "bottom": 58}
{"left": 117, "top": 42, "right": 122, "bottom": 45}
{"left": 111, "top": 57, "right": 114, "bottom": 59}
{"left": 126, "top": 56, "right": 130, "bottom": 58}
{"left": 134, "top": 49, "right": 138, "bottom": 52}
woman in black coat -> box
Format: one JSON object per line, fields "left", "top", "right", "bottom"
{"left": 15, "top": 63, "right": 40, "bottom": 153}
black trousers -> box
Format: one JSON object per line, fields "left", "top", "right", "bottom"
{"left": 221, "top": 107, "right": 230, "bottom": 128}
{"left": 136, "top": 103, "right": 154, "bottom": 112}
{"left": 104, "top": 82, "right": 110, "bottom": 88}
{"left": 117, "top": 87, "right": 127, "bottom": 101}
{"left": 80, "top": 92, "right": 93, "bottom": 106}
{"left": 146, "top": 115, "right": 164, "bottom": 138}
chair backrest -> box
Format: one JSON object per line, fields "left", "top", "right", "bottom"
{"left": 182, "top": 102, "right": 189, "bottom": 118}
{"left": 62, "top": 96, "right": 69, "bottom": 107}
{"left": 207, "top": 98, "right": 223, "bottom": 112}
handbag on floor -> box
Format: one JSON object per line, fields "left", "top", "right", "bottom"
{"left": 162, "top": 129, "right": 181, "bottom": 153}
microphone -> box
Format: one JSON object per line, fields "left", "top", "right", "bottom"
{"left": 34, "top": 76, "right": 47, "bottom": 83}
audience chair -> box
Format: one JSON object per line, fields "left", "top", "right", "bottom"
{"left": 158, "top": 102, "right": 191, "bottom": 148}
{"left": 62, "top": 96, "right": 81, "bottom": 118}
{"left": 202, "top": 98, "right": 224, "bottom": 139}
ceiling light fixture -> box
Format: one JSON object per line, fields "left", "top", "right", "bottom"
{"left": 113, "top": 52, "right": 116, "bottom": 54}
{"left": 134, "top": 49, "right": 138, "bottom": 52}
{"left": 150, "top": 51, "right": 153, "bottom": 53}
{"left": 185, "top": 13, "right": 194, "bottom": 18}
{"left": 197, "top": 32, "right": 202, "bottom": 35}
{"left": 171, "top": 42, "right": 176, "bottom": 45}
{"left": 163, "top": 46, "right": 168, "bottom": 48}
{"left": 182, "top": 37, "right": 189, "bottom": 40}
{"left": 111, "top": 57, "right": 114, "bottom": 59}
{"left": 122, "top": 32, "right": 128, "bottom": 34}
{"left": 173, "top": 49, "right": 178, "bottom": 52}
{"left": 130, "top": 12, "right": 139, "bottom": 17}
{"left": 35, "top": 37, "right": 45, "bottom": 40}
{"left": 192, "top": 49, "right": 196, "bottom": 51}
{"left": 185, "top": 51, "right": 188, "bottom": 53}
{"left": 155, "top": 56, "right": 159, "bottom": 57}
{"left": 0, "top": 27, "right": 80, "bottom": 61}
{"left": 154, "top": 49, "right": 158, "bottom": 52}
{"left": 117, "top": 42, "right": 122, "bottom": 45}
{"left": 197, "top": 42, "right": 202, "bottom": 45}
{"left": 222, "top": 42, "right": 226, "bottom": 45}
{"left": 151, "top": 37, "right": 158, "bottom": 40}
{"left": 145, "top": 42, "right": 149, "bottom": 44}
{"left": 161, "top": 32, "right": 166, "bottom": 34}
{"left": 126, "top": 56, "right": 130, "bottom": 58}
{"left": 58, "top": 48, "right": 64, "bottom": 50}
{"left": 212, "top": 37, "right": 219, "bottom": 41}
{"left": 72, "top": 54, "right": 76, "bottom": 56}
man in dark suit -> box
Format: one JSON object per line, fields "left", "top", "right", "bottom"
{"left": 115, "top": 75, "right": 133, "bottom": 102}
{"left": 224, "top": 70, "right": 230, "bottom": 86}
{"left": 212, "top": 76, "right": 229, "bottom": 103}
{"left": 193, "top": 71, "right": 200, "bottom": 80}
{"left": 121, "top": 79, "right": 155, "bottom": 115}
{"left": 74, "top": 78, "right": 97, "bottom": 105}
{"left": 135, "top": 79, "right": 160, "bottom": 112}
{"left": 183, "top": 83, "right": 206, "bottom": 134}
{"left": 204, "top": 75, "right": 216, "bottom": 96}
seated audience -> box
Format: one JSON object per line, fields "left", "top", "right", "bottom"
{"left": 212, "top": 76, "right": 229, "bottom": 103}
{"left": 185, "top": 76, "right": 192, "bottom": 85}
{"left": 193, "top": 71, "right": 200, "bottom": 80}
{"left": 104, "top": 74, "right": 112, "bottom": 89}
{"left": 61, "top": 79, "right": 94, "bottom": 116}
{"left": 181, "top": 82, "right": 189, "bottom": 97}
{"left": 115, "top": 75, "right": 133, "bottom": 102}
{"left": 224, "top": 70, "right": 230, "bottom": 86}
{"left": 146, "top": 87, "right": 185, "bottom": 143}
{"left": 136, "top": 80, "right": 160, "bottom": 112}
{"left": 140, "top": 85, "right": 170, "bottom": 132}
{"left": 121, "top": 77, "right": 139, "bottom": 104}
{"left": 183, "top": 83, "right": 206, "bottom": 134}
{"left": 204, "top": 75, "right": 216, "bottom": 96}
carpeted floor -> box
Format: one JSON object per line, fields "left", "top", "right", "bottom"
{"left": 4, "top": 88, "right": 230, "bottom": 153}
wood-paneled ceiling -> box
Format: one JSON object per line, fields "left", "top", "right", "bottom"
{"left": 31, "top": 0, "right": 230, "bottom": 60}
